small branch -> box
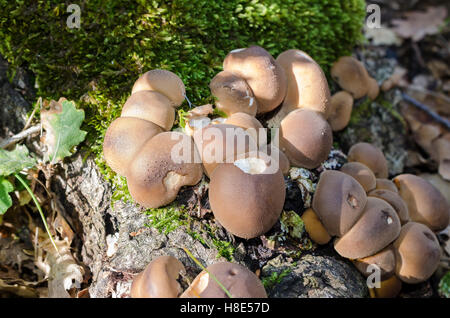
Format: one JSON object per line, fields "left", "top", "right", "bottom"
{"left": 402, "top": 93, "right": 450, "bottom": 130}
{"left": 0, "top": 124, "right": 41, "bottom": 149}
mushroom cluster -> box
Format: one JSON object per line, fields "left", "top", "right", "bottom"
{"left": 304, "top": 142, "right": 450, "bottom": 297}
{"left": 103, "top": 70, "right": 203, "bottom": 208}
{"left": 130, "top": 255, "right": 267, "bottom": 298}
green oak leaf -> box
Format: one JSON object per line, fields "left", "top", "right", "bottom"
{"left": 0, "top": 177, "right": 14, "bottom": 215}
{"left": 0, "top": 145, "right": 36, "bottom": 176}
{"left": 41, "top": 99, "right": 87, "bottom": 162}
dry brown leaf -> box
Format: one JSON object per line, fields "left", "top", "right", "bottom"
{"left": 391, "top": 6, "right": 447, "bottom": 42}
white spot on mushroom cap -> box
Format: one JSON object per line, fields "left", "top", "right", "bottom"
{"left": 234, "top": 157, "right": 267, "bottom": 174}
{"left": 230, "top": 48, "right": 245, "bottom": 53}
{"left": 164, "top": 171, "right": 184, "bottom": 190}
{"left": 387, "top": 216, "right": 393, "bottom": 225}
{"left": 211, "top": 117, "right": 226, "bottom": 124}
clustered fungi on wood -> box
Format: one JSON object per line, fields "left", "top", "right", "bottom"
{"left": 304, "top": 142, "right": 450, "bottom": 298}
{"left": 102, "top": 47, "right": 448, "bottom": 298}
{"left": 130, "top": 256, "right": 267, "bottom": 298}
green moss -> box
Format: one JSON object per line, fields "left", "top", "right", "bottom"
{"left": 439, "top": 271, "right": 450, "bottom": 298}
{"left": 144, "top": 204, "right": 188, "bottom": 234}
{"left": 0, "top": 0, "right": 365, "bottom": 197}
{"left": 261, "top": 267, "right": 292, "bottom": 291}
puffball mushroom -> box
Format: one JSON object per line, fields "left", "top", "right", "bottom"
{"left": 334, "top": 197, "right": 401, "bottom": 259}
{"left": 331, "top": 56, "right": 371, "bottom": 99}
{"left": 367, "top": 77, "right": 380, "bottom": 100}
{"left": 209, "top": 71, "right": 258, "bottom": 116}
{"left": 275, "top": 49, "right": 331, "bottom": 119}
{"left": 183, "top": 104, "right": 214, "bottom": 136}
{"left": 301, "top": 208, "right": 332, "bottom": 245}
{"left": 340, "top": 162, "right": 377, "bottom": 192}
{"left": 121, "top": 90, "right": 175, "bottom": 131}
{"left": 368, "top": 189, "right": 410, "bottom": 225}
{"left": 260, "top": 144, "right": 291, "bottom": 176}
{"left": 193, "top": 124, "right": 258, "bottom": 177}
{"left": 131, "top": 69, "right": 186, "bottom": 107}
{"left": 393, "top": 174, "right": 450, "bottom": 232}
{"left": 312, "top": 170, "right": 367, "bottom": 237}
{"left": 432, "top": 135, "right": 450, "bottom": 181}
{"left": 368, "top": 275, "right": 402, "bottom": 298}
{"left": 347, "top": 142, "right": 389, "bottom": 179}
{"left": 328, "top": 91, "right": 354, "bottom": 131}
{"left": 223, "top": 46, "right": 287, "bottom": 114}
{"left": 393, "top": 222, "right": 441, "bottom": 284}
{"left": 278, "top": 108, "right": 333, "bottom": 169}
{"left": 181, "top": 262, "right": 267, "bottom": 298}
{"left": 375, "top": 178, "right": 398, "bottom": 193}
{"left": 103, "top": 117, "right": 163, "bottom": 177}
{"left": 127, "top": 132, "right": 203, "bottom": 209}
{"left": 130, "top": 255, "right": 186, "bottom": 298}
{"left": 353, "top": 245, "right": 396, "bottom": 280}
{"left": 209, "top": 151, "right": 285, "bottom": 239}
{"left": 225, "top": 112, "right": 265, "bottom": 145}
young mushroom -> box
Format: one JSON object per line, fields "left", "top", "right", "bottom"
{"left": 131, "top": 69, "right": 186, "bottom": 107}
{"left": 331, "top": 56, "right": 371, "bottom": 99}
{"left": 368, "top": 275, "right": 402, "bottom": 298}
{"left": 130, "top": 255, "right": 186, "bottom": 298}
{"left": 301, "top": 208, "right": 332, "bottom": 245}
{"left": 209, "top": 71, "right": 258, "bottom": 116}
{"left": 103, "top": 117, "right": 163, "bottom": 177}
{"left": 278, "top": 108, "right": 333, "bottom": 169}
{"left": 347, "top": 142, "right": 389, "bottom": 179}
{"left": 393, "top": 222, "right": 441, "bottom": 284}
{"left": 340, "top": 162, "right": 377, "bottom": 192}
{"left": 224, "top": 112, "right": 265, "bottom": 145}
{"left": 127, "top": 132, "right": 203, "bottom": 208}
{"left": 368, "top": 189, "right": 410, "bottom": 225}
{"left": 181, "top": 262, "right": 267, "bottom": 298}
{"left": 375, "top": 178, "right": 398, "bottom": 193}
{"left": 367, "top": 77, "right": 380, "bottom": 100}
{"left": 209, "top": 151, "right": 285, "bottom": 239}
{"left": 393, "top": 174, "right": 450, "bottom": 232}
{"left": 223, "top": 46, "right": 287, "bottom": 114}
{"left": 275, "top": 49, "right": 331, "bottom": 119}
{"left": 183, "top": 104, "right": 214, "bottom": 136}
{"left": 327, "top": 91, "right": 354, "bottom": 131}
{"left": 260, "top": 143, "right": 291, "bottom": 176}
{"left": 353, "top": 245, "right": 397, "bottom": 281}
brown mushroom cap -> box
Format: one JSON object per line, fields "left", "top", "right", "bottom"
{"left": 368, "top": 189, "right": 410, "bottom": 225}
{"left": 432, "top": 135, "right": 450, "bottom": 181}
{"left": 340, "top": 162, "right": 377, "bottom": 192}
{"left": 103, "top": 117, "right": 162, "bottom": 177}
{"left": 193, "top": 124, "right": 258, "bottom": 177}
{"left": 367, "top": 77, "right": 380, "bottom": 100}
{"left": 368, "top": 275, "right": 402, "bottom": 298}
{"left": 130, "top": 255, "right": 186, "bottom": 298}
{"left": 312, "top": 170, "right": 367, "bottom": 237}
{"left": 127, "top": 132, "right": 203, "bottom": 208}
{"left": 393, "top": 174, "right": 450, "bottom": 231}
{"left": 223, "top": 46, "right": 287, "bottom": 114}
{"left": 353, "top": 245, "right": 396, "bottom": 280}
{"left": 181, "top": 262, "right": 267, "bottom": 298}
{"left": 347, "top": 142, "right": 389, "bottom": 179}
{"left": 328, "top": 91, "right": 354, "bottom": 131}
{"left": 260, "top": 144, "right": 290, "bottom": 176}
{"left": 334, "top": 197, "right": 401, "bottom": 259}
{"left": 209, "top": 151, "right": 285, "bottom": 239}
{"left": 375, "top": 178, "right": 398, "bottom": 193}
{"left": 131, "top": 69, "right": 185, "bottom": 107}
{"left": 301, "top": 208, "right": 332, "bottom": 245}
{"left": 225, "top": 112, "right": 265, "bottom": 145}
{"left": 278, "top": 108, "right": 333, "bottom": 169}
{"left": 121, "top": 90, "right": 175, "bottom": 131}
{"left": 209, "top": 71, "right": 258, "bottom": 116}
{"left": 331, "top": 56, "right": 371, "bottom": 99}
{"left": 393, "top": 222, "right": 441, "bottom": 284}
{"left": 275, "top": 49, "right": 331, "bottom": 118}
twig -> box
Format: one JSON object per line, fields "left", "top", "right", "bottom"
{"left": 0, "top": 124, "right": 41, "bottom": 149}
{"left": 22, "top": 97, "right": 41, "bottom": 132}
{"left": 402, "top": 93, "right": 450, "bottom": 130}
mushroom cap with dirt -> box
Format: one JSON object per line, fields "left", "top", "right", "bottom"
{"left": 328, "top": 91, "right": 354, "bottom": 131}
{"left": 209, "top": 71, "right": 258, "bottom": 116}
{"left": 393, "top": 222, "right": 441, "bottom": 284}
{"left": 347, "top": 142, "right": 389, "bottom": 179}
{"left": 103, "top": 117, "right": 163, "bottom": 177}
{"left": 130, "top": 255, "right": 186, "bottom": 298}
{"left": 223, "top": 46, "right": 287, "bottom": 114}
{"left": 209, "top": 151, "right": 285, "bottom": 239}
{"left": 121, "top": 90, "right": 175, "bottom": 131}
{"left": 340, "top": 161, "right": 377, "bottom": 192}
{"left": 131, "top": 69, "right": 186, "bottom": 107}
{"left": 331, "top": 56, "right": 371, "bottom": 99}
{"left": 368, "top": 189, "right": 410, "bottom": 225}
{"left": 312, "top": 170, "right": 367, "bottom": 237}
{"left": 127, "top": 132, "right": 203, "bottom": 209}
{"left": 393, "top": 174, "right": 450, "bottom": 232}
{"left": 275, "top": 49, "right": 331, "bottom": 118}
{"left": 334, "top": 197, "right": 401, "bottom": 259}
{"left": 193, "top": 123, "right": 258, "bottom": 177}
{"left": 181, "top": 262, "right": 267, "bottom": 298}
{"left": 277, "top": 108, "right": 333, "bottom": 169}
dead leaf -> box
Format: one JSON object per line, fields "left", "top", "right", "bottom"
{"left": 391, "top": 6, "right": 447, "bottom": 42}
